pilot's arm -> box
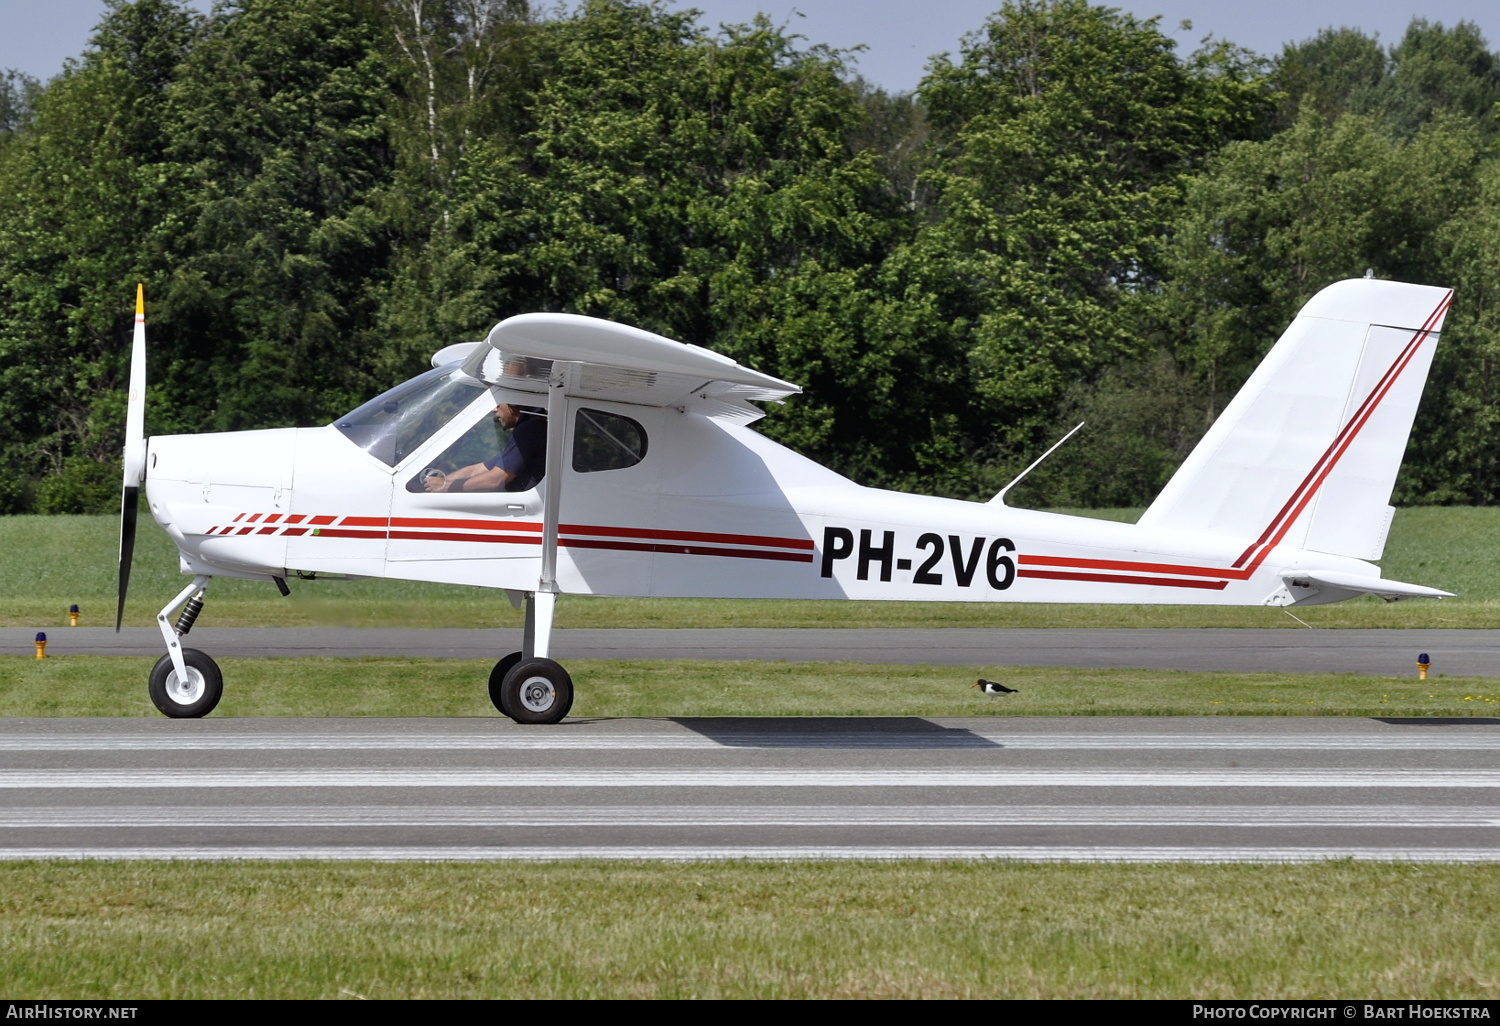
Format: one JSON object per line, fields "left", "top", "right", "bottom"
{"left": 426, "top": 460, "right": 516, "bottom": 492}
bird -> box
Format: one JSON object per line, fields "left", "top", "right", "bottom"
{"left": 972, "top": 678, "right": 1018, "bottom": 696}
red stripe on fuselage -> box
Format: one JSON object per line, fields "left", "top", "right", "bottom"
{"left": 387, "top": 530, "right": 539, "bottom": 546}
{"left": 219, "top": 512, "right": 816, "bottom": 565}
{"left": 391, "top": 516, "right": 541, "bottom": 533}
{"left": 1018, "top": 569, "right": 1229, "bottom": 591}
{"left": 561, "top": 538, "right": 814, "bottom": 562}
{"left": 1020, "top": 554, "right": 1243, "bottom": 581}
{"left": 560, "top": 523, "right": 814, "bottom": 551}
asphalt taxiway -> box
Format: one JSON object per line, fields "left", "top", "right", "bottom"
{"left": 9, "top": 626, "right": 1499, "bottom": 676}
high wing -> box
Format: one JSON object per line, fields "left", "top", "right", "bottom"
{"left": 450, "top": 313, "right": 799, "bottom": 425}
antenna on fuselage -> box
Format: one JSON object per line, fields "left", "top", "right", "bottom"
{"left": 989, "top": 421, "right": 1085, "bottom": 507}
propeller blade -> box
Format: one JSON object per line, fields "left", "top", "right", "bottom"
{"left": 117, "top": 486, "right": 138, "bottom": 631}
{"left": 117, "top": 284, "right": 147, "bottom": 631}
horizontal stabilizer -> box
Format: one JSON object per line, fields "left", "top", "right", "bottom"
{"left": 1273, "top": 569, "right": 1453, "bottom": 607}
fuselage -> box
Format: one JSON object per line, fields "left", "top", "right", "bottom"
{"left": 144, "top": 391, "right": 1380, "bottom": 608}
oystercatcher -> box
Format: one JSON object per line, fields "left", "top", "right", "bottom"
{"left": 972, "top": 678, "right": 1017, "bottom": 696}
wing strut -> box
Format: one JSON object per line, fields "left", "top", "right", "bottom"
{"left": 523, "top": 360, "right": 576, "bottom": 660}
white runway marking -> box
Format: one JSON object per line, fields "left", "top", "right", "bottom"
{"left": 5, "top": 805, "right": 1499, "bottom": 827}
{"left": 3, "top": 768, "right": 1498, "bottom": 788}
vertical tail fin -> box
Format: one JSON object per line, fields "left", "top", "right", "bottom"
{"left": 1137, "top": 279, "right": 1451, "bottom": 562}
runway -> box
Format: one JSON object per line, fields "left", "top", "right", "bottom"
{"left": 2, "top": 716, "right": 1496, "bottom": 861}
{"left": 11, "top": 626, "right": 1500, "bottom": 676}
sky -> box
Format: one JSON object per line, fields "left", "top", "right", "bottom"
{"left": 2, "top": 0, "right": 1499, "bottom": 94}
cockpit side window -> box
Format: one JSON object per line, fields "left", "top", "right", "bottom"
{"left": 334, "top": 366, "right": 488, "bottom": 467}
{"left": 406, "top": 400, "right": 549, "bottom": 493}
{"left": 405, "top": 403, "right": 506, "bottom": 493}
{"left": 573, "top": 408, "right": 647, "bottom": 473}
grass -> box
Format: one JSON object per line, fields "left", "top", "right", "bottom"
{"left": 4, "top": 655, "right": 1497, "bottom": 718}
{"left": 1, "top": 861, "right": 1496, "bottom": 998}
{"left": 4, "top": 506, "right": 1500, "bottom": 629}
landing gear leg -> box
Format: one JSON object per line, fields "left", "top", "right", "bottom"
{"left": 492, "top": 590, "right": 572, "bottom": 724}
{"left": 497, "top": 367, "right": 577, "bottom": 725}
{"left": 148, "top": 575, "right": 222, "bottom": 718}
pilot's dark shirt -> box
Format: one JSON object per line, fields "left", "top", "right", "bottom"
{"left": 484, "top": 414, "right": 546, "bottom": 491}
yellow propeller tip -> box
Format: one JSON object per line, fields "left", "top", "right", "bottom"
{"left": 135, "top": 283, "right": 144, "bottom": 316}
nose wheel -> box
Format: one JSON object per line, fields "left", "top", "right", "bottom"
{"left": 148, "top": 648, "right": 223, "bottom": 718}
{"left": 146, "top": 574, "right": 223, "bottom": 718}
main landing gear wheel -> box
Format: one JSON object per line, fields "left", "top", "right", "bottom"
{"left": 499, "top": 658, "right": 573, "bottom": 725}
{"left": 148, "top": 648, "right": 223, "bottom": 718}
{"left": 488, "top": 651, "right": 524, "bottom": 716}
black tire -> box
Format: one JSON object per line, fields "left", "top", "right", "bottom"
{"left": 488, "top": 651, "right": 524, "bottom": 716}
{"left": 500, "top": 658, "right": 573, "bottom": 725}
{"left": 148, "top": 648, "right": 223, "bottom": 718}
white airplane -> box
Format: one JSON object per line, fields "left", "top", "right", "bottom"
{"left": 118, "top": 278, "right": 1455, "bottom": 722}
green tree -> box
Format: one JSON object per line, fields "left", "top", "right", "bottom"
{"left": 1157, "top": 112, "right": 1481, "bottom": 404}
{"left": 1123, "top": 111, "right": 1485, "bottom": 508}
{"left": 0, "top": 0, "right": 198, "bottom": 511}
{"left": 896, "top": 0, "right": 1272, "bottom": 497}
{"left": 1370, "top": 19, "right": 1500, "bottom": 137}
{"left": 382, "top": 0, "right": 534, "bottom": 198}
{"left": 154, "top": 0, "right": 396, "bottom": 432}
{"left": 1272, "top": 20, "right": 1500, "bottom": 138}
{"left": 1271, "top": 27, "right": 1388, "bottom": 127}
{"left": 1405, "top": 159, "right": 1500, "bottom": 503}
{"left": 844, "top": 78, "right": 930, "bottom": 216}
{"left": 0, "top": 69, "right": 42, "bottom": 142}
{"left": 384, "top": 0, "right": 925, "bottom": 485}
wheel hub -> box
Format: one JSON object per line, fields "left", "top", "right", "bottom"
{"left": 518, "top": 676, "right": 555, "bottom": 712}
{"left": 167, "top": 667, "right": 205, "bottom": 705}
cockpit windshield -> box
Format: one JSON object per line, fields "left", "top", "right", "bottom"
{"left": 333, "top": 366, "right": 488, "bottom": 467}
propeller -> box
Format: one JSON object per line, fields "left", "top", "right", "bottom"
{"left": 117, "top": 284, "right": 147, "bottom": 631}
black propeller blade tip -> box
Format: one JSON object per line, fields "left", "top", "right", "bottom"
{"left": 117, "top": 485, "right": 138, "bottom": 632}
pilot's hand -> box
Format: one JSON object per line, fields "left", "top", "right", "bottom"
{"left": 422, "top": 468, "right": 446, "bottom": 492}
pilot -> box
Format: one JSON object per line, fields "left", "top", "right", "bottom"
{"left": 426, "top": 403, "right": 546, "bottom": 493}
